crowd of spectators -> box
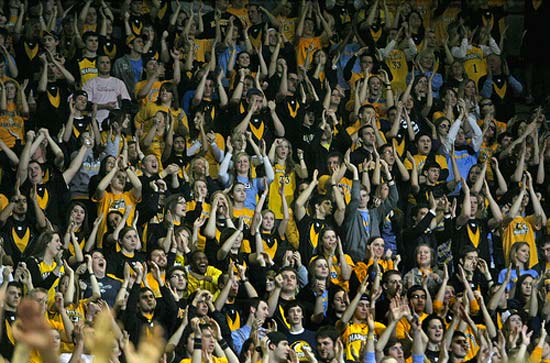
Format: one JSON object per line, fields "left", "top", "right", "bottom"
{"left": 0, "top": 0, "right": 550, "bottom": 363}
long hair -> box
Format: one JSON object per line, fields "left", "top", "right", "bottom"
{"left": 30, "top": 230, "right": 61, "bottom": 259}
{"left": 65, "top": 201, "right": 90, "bottom": 236}
{"left": 155, "top": 82, "right": 180, "bottom": 108}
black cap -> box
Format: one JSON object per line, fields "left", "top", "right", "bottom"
{"left": 246, "top": 87, "right": 263, "bottom": 98}
{"left": 73, "top": 90, "right": 88, "bottom": 100}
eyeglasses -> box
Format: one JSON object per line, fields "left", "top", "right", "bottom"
{"left": 411, "top": 294, "right": 427, "bottom": 300}
{"left": 170, "top": 274, "right": 186, "bottom": 279}
{"left": 453, "top": 339, "right": 468, "bottom": 345}
{"left": 481, "top": 102, "right": 493, "bottom": 106}
{"left": 439, "top": 124, "right": 450, "bottom": 129}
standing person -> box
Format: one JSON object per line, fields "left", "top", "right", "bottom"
{"left": 68, "top": 31, "right": 100, "bottom": 87}
{"left": 83, "top": 55, "right": 131, "bottom": 127}
{"left": 112, "top": 34, "right": 146, "bottom": 97}
{"left": 92, "top": 157, "right": 142, "bottom": 247}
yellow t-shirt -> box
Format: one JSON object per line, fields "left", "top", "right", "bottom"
{"left": 340, "top": 322, "right": 386, "bottom": 361}
{"left": 502, "top": 215, "right": 540, "bottom": 268}
{"left": 295, "top": 37, "right": 322, "bottom": 67}
{"left": 92, "top": 190, "right": 141, "bottom": 248}
{"left": 268, "top": 163, "right": 296, "bottom": 219}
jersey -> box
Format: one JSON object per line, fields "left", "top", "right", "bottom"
{"left": 268, "top": 163, "right": 296, "bottom": 219}
{"left": 385, "top": 49, "right": 409, "bottom": 94}
{"left": 463, "top": 46, "right": 487, "bottom": 86}
{"left": 501, "top": 215, "right": 540, "bottom": 268}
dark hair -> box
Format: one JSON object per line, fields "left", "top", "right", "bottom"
{"left": 82, "top": 31, "right": 99, "bottom": 41}
{"left": 315, "top": 326, "right": 339, "bottom": 342}
{"left": 422, "top": 314, "right": 446, "bottom": 336}
{"left": 29, "top": 230, "right": 61, "bottom": 258}
{"left": 155, "top": 82, "right": 180, "bottom": 108}
{"left": 406, "top": 285, "right": 426, "bottom": 300}
{"left": 65, "top": 201, "right": 90, "bottom": 236}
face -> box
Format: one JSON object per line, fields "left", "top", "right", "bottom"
{"left": 360, "top": 126, "right": 376, "bottom": 145}
{"left": 415, "top": 77, "right": 428, "bottom": 93}
{"left": 416, "top": 246, "right": 432, "bottom": 266}
{"left": 332, "top": 290, "right": 349, "bottom": 312}
{"left": 521, "top": 276, "right": 533, "bottom": 297}
{"left": 92, "top": 251, "right": 106, "bottom": 274}
{"left": 32, "top": 291, "right": 48, "bottom": 314}
{"left": 314, "top": 50, "right": 327, "bottom": 65}
{"left": 47, "top": 233, "right": 63, "bottom": 255}
{"left": 368, "top": 76, "right": 382, "bottom": 93}
{"left": 28, "top": 162, "right": 43, "bottom": 184}
{"left": 169, "top": 270, "right": 188, "bottom": 291}
{"left": 262, "top": 211, "right": 275, "bottom": 231}
{"left": 248, "top": 5, "right": 262, "bottom": 24}
{"left": 464, "top": 80, "right": 476, "bottom": 96}
{"left": 313, "top": 258, "right": 330, "bottom": 279}
{"left": 425, "top": 167, "right": 440, "bottom": 183}
{"left": 85, "top": 7, "right": 97, "bottom": 24}
{"left": 451, "top": 337, "right": 469, "bottom": 358}
{"left": 281, "top": 270, "right": 297, "bottom": 293}
{"left": 107, "top": 212, "right": 122, "bottom": 230}
{"left": 160, "top": 87, "right": 173, "bottom": 103}
{"left": 110, "top": 171, "right": 127, "bottom": 191}
{"left": 317, "top": 200, "right": 333, "bottom": 216}
{"left": 321, "top": 230, "right": 337, "bottom": 252}
{"left": 359, "top": 190, "right": 370, "bottom": 209}
{"left": 192, "top": 252, "right": 209, "bottom": 274}
{"left": 419, "top": 53, "right": 436, "bottom": 71}
{"left": 12, "top": 195, "right": 27, "bottom": 215}
{"left": 543, "top": 244, "right": 550, "bottom": 262}
{"left": 381, "top": 146, "right": 395, "bottom": 165}
{"left": 427, "top": 319, "right": 444, "bottom": 342}
{"left": 236, "top": 155, "right": 250, "bottom": 174}
{"left": 232, "top": 184, "right": 246, "bottom": 203}
{"left": 238, "top": 52, "right": 251, "bottom": 67}
{"left": 51, "top": 329, "right": 61, "bottom": 351}
{"left": 468, "top": 166, "right": 482, "bottom": 184}
{"left": 85, "top": 36, "right": 99, "bottom": 52}
{"left": 142, "top": 155, "right": 159, "bottom": 174}
{"left": 327, "top": 156, "right": 340, "bottom": 174}
{"left": 316, "top": 337, "right": 335, "bottom": 361}
{"left": 120, "top": 229, "right": 139, "bottom": 252}
{"left": 6, "top": 286, "right": 22, "bottom": 309}
{"left": 254, "top": 301, "right": 270, "bottom": 322}
{"left": 388, "top": 343, "right": 404, "bottom": 362}
{"left": 104, "top": 156, "right": 116, "bottom": 172}
{"left": 330, "top": 89, "right": 343, "bottom": 105}
{"left": 174, "top": 136, "right": 186, "bottom": 153}
{"left": 287, "top": 306, "right": 303, "bottom": 325}
{"left": 42, "top": 35, "right": 58, "bottom": 50}
{"left": 275, "top": 141, "right": 290, "bottom": 159}
{"left": 469, "top": 195, "right": 479, "bottom": 216}
{"left": 462, "top": 252, "right": 479, "bottom": 272}
{"left": 150, "top": 249, "right": 168, "bottom": 268}
{"left": 417, "top": 136, "right": 432, "bottom": 155}
{"left": 385, "top": 274, "right": 403, "bottom": 297}
{"left": 360, "top": 56, "right": 374, "bottom": 71}
{"left": 370, "top": 238, "right": 385, "bottom": 258}
{"left": 139, "top": 290, "right": 156, "bottom": 312}
{"left": 70, "top": 205, "right": 86, "bottom": 225}
{"left": 273, "top": 340, "right": 291, "bottom": 362}
{"left": 515, "top": 245, "right": 530, "bottom": 265}
{"left": 98, "top": 56, "right": 111, "bottom": 75}
{"left": 409, "top": 289, "right": 427, "bottom": 312}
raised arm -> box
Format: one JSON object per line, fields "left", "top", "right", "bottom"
{"left": 294, "top": 170, "right": 319, "bottom": 221}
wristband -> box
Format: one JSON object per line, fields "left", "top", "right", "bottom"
{"left": 218, "top": 338, "right": 229, "bottom": 350}
{"left": 194, "top": 338, "right": 202, "bottom": 350}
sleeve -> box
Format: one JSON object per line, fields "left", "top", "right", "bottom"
{"left": 467, "top": 113, "right": 483, "bottom": 152}
{"left": 451, "top": 38, "right": 468, "bottom": 58}
{"left": 118, "top": 79, "right": 131, "bottom": 100}
{"left": 507, "top": 75, "right": 523, "bottom": 94}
